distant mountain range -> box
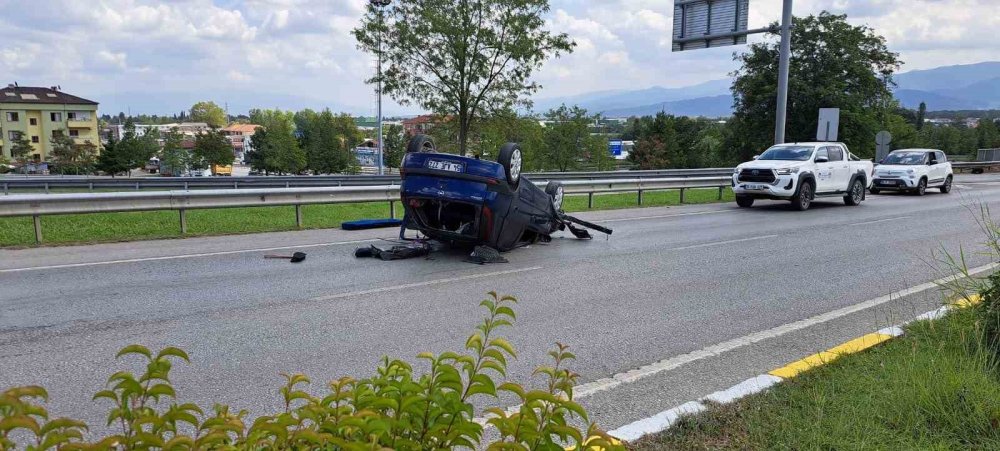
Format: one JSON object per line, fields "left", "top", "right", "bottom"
{"left": 534, "top": 61, "right": 1000, "bottom": 118}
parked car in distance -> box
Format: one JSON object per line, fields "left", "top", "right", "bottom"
{"left": 733, "top": 142, "right": 874, "bottom": 211}
{"left": 870, "top": 149, "right": 953, "bottom": 195}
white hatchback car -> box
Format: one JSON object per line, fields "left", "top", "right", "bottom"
{"left": 871, "top": 149, "right": 953, "bottom": 195}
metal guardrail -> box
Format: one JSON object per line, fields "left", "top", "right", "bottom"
{"left": 0, "top": 176, "right": 732, "bottom": 243}
{"left": 0, "top": 168, "right": 735, "bottom": 194}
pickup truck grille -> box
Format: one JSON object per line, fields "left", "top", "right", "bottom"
{"left": 738, "top": 168, "right": 776, "bottom": 184}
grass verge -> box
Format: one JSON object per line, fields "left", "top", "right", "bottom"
{"left": 0, "top": 188, "right": 734, "bottom": 247}
{"left": 630, "top": 307, "right": 1000, "bottom": 450}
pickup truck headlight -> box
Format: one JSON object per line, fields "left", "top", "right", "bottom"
{"left": 776, "top": 167, "right": 800, "bottom": 175}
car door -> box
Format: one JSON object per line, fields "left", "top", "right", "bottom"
{"left": 814, "top": 147, "right": 835, "bottom": 192}
{"left": 826, "top": 146, "right": 850, "bottom": 191}
{"left": 931, "top": 151, "right": 947, "bottom": 184}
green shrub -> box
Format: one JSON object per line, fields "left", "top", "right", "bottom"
{"left": 0, "top": 292, "right": 622, "bottom": 450}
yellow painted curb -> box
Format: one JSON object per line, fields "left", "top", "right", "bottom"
{"left": 951, "top": 293, "right": 982, "bottom": 308}
{"left": 769, "top": 332, "right": 894, "bottom": 379}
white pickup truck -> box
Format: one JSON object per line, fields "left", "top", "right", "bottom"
{"left": 732, "top": 142, "right": 874, "bottom": 211}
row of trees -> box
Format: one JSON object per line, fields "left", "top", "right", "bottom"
{"left": 245, "top": 109, "right": 363, "bottom": 175}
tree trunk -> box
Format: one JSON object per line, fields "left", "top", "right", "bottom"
{"left": 458, "top": 113, "right": 469, "bottom": 156}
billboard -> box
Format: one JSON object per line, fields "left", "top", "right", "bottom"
{"left": 354, "top": 146, "right": 379, "bottom": 168}
{"left": 673, "top": 0, "right": 751, "bottom": 52}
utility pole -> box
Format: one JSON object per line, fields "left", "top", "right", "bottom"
{"left": 371, "top": 0, "right": 391, "bottom": 175}
{"left": 774, "top": 0, "right": 793, "bottom": 144}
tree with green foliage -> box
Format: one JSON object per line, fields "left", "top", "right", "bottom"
{"left": 354, "top": 0, "right": 574, "bottom": 155}
{"left": 382, "top": 123, "right": 406, "bottom": 169}
{"left": 539, "top": 105, "right": 600, "bottom": 172}
{"left": 729, "top": 12, "right": 901, "bottom": 160}
{"left": 194, "top": 129, "right": 235, "bottom": 167}
{"left": 190, "top": 101, "right": 227, "bottom": 128}
{"left": 96, "top": 135, "right": 130, "bottom": 176}
{"left": 978, "top": 118, "right": 1000, "bottom": 150}
{"left": 0, "top": 154, "right": 10, "bottom": 173}
{"left": 8, "top": 133, "right": 33, "bottom": 171}
{"left": 249, "top": 109, "right": 295, "bottom": 132}
{"left": 301, "top": 110, "right": 362, "bottom": 174}
{"left": 248, "top": 121, "right": 306, "bottom": 175}
{"left": 96, "top": 121, "right": 159, "bottom": 176}
{"left": 628, "top": 113, "right": 680, "bottom": 169}
{"left": 159, "top": 127, "right": 189, "bottom": 175}
{"left": 50, "top": 134, "right": 97, "bottom": 175}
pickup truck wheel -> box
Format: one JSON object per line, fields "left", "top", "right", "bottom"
{"left": 844, "top": 179, "right": 864, "bottom": 206}
{"left": 735, "top": 195, "right": 754, "bottom": 208}
{"left": 545, "top": 181, "right": 565, "bottom": 210}
{"left": 792, "top": 181, "right": 813, "bottom": 211}
{"left": 913, "top": 178, "right": 927, "bottom": 196}
{"left": 940, "top": 175, "right": 953, "bottom": 194}
{"left": 406, "top": 134, "right": 436, "bottom": 153}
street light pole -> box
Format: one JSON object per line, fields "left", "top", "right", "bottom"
{"left": 774, "top": 0, "right": 793, "bottom": 144}
{"left": 371, "top": 0, "right": 391, "bottom": 175}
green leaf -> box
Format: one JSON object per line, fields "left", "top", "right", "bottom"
{"left": 155, "top": 346, "right": 190, "bottom": 362}
{"left": 115, "top": 344, "right": 152, "bottom": 360}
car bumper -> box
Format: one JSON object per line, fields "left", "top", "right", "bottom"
{"left": 732, "top": 174, "right": 798, "bottom": 199}
{"left": 872, "top": 178, "right": 916, "bottom": 189}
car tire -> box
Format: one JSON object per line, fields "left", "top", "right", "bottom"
{"left": 545, "top": 181, "right": 565, "bottom": 210}
{"left": 792, "top": 180, "right": 813, "bottom": 211}
{"left": 869, "top": 186, "right": 881, "bottom": 194}
{"left": 406, "top": 134, "right": 436, "bottom": 153}
{"left": 844, "top": 179, "right": 864, "bottom": 206}
{"left": 913, "top": 178, "right": 927, "bottom": 196}
{"left": 735, "top": 195, "right": 754, "bottom": 208}
{"left": 498, "top": 142, "right": 523, "bottom": 188}
{"left": 940, "top": 175, "right": 953, "bottom": 194}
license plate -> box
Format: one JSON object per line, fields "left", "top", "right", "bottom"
{"left": 427, "top": 159, "right": 464, "bottom": 173}
{"left": 744, "top": 184, "right": 766, "bottom": 190}
{"left": 878, "top": 180, "right": 896, "bottom": 186}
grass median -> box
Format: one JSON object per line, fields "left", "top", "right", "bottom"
{"left": 0, "top": 187, "right": 734, "bottom": 247}
{"left": 630, "top": 306, "right": 1000, "bottom": 450}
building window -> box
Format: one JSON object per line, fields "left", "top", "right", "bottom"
{"left": 50, "top": 112, "right": 62, "bottom": 122}
{"left": 69, "top": 130, "right": 79, "bottom": 137}
{"left": 6, "top": 112, "right": 19, "bottom": 122}
{"left": 67, "top": 112, "right": 76, "bottom": 120}
{"left": 29, "top": 118, "right": 37, "bottom": 126}
{"left": 31, "top": 136, "right": 39, "bottom": 143}
{"left": 8, "top": 131, "right": 21, "bottom": 141}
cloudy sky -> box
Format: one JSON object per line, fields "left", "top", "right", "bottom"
{"left": 1, "top": 0, "right": 997, "bottom": 116}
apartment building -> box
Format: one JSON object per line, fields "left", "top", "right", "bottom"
{"left": 0, "top": 84, "right": 100, "bottom": 162}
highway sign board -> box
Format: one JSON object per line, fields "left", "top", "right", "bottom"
{"left": 672, "top": 0, "right": 751, "bottom": 52}
{"left": 816, "top": 108, "right": 840, "bottom": 141}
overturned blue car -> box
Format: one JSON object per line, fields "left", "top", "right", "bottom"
{"left": 397, "top": 135, "right": 611, "bottom": 252}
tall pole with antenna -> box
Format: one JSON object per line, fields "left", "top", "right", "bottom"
{"left": 371, "top": 0, "right": 391, "bottom": 175}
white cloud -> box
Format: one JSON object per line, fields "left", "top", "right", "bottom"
{"left": 0, "top": 0, "right": 995, "bottom": 114}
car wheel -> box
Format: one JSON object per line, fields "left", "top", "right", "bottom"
{"left": 545, "top": 181, "right": 565, "bottom": 210}
{"left": 406, "top": 134, "right": 435, "bottom": 153}
{"left": 914, "top": 178, "right": 927, "bottom": 196}
{"left": 792, "top": 180, "right": 813, "bottom": 211}
{"left": 735, "top": 195, "right": 754, "bottom": 208}
{"left": 940, "top": 175, "right": 953, "bottom": 194}
{"left": 498, "top": 142, "right": 523, "bottom": 187}
{"left": 844, "top": 179, "right": 864, "bottom": 206}
{"left": 869, "top": 186, "right": 881, "bottom": 194}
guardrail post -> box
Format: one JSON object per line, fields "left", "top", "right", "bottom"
{"left": 179, "top": 209, "right": 187, "bottom": 234}
{"left": 32, "top": 215, "right": 42, "bottom": 244}
{"left": 679, "top": 188, "right": 686, "bottom": 204}
{"left": 234, "top": 181, "right": 238, "bottom": 189}
{"left": 295, "top": 205, "right": 303, "bottom": 228}
{"left": 588, "top": 192, "right": 594, "bottom": 209}
{"left": 285, "top": 181, "right": 290, "bottom": 188}
{"left": 89, "top": 182, "right": 94, "bottom": 191}
{"left": 2, "top": 182, "right": 7, "bottom": 195}
{"left": 135, "top": 182, "right": 140, "bottom": 190}
{"left": 717, "top": 186, "right": 724, "bottom": 200}
{"left": 390, "top": 201, "right": 396, "bottom": 219}
{"left": 183, "top": 182, "right": 189, "bottom": 191}
{"left": 44, "top": 183, "right": 49, "bottom": 194}
{"left": 637, "top": 190, "right": 644, "bottom": 206}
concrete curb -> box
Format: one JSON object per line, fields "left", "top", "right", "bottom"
{"left": 608, "top": 294, "right": 983, "bottom": 442}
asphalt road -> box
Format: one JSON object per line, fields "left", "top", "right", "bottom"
{"left": 3, "top": 174, "right": 1000, "bottom": 437}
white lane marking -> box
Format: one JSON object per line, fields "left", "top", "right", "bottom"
{"left": 0, "top": 239, "right": 381, "bottom": 274}
{"left": 308, "top": 266, "right": 543, "bottom": 302}
{"left": 848, "top": 216, "right": 910, "bottom": 226}
{"left": 609, "top": 401, "right": 706, "bottom": 441}
{"left": 599, "top": 209, "right": 732, "bottom": 223}
{"left": 667, "top": 234, "right": 777, "bottom": 251}
{"left": 699, "top": 374, "right": 782, "bottom": 405}
{"left": 571, "top": 261, "right": 999, "bottom": 400}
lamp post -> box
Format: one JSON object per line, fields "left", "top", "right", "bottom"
{"left": 370, "top": 0, "right": 391, "bottom": 175}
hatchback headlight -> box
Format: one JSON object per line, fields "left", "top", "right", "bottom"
{"left": 776, "top": 167, "right": 800, "bottom": 175}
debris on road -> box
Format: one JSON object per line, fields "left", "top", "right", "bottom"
{"left": 264, "top": 252, "right": 307, "bottom": 263}
{"left": 355, "top": 241, "right": 434, "bottom": 261}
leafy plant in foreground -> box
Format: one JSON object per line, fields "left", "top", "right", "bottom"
{"left": 0, "top": 292, "right": 622, "bottom": 450}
